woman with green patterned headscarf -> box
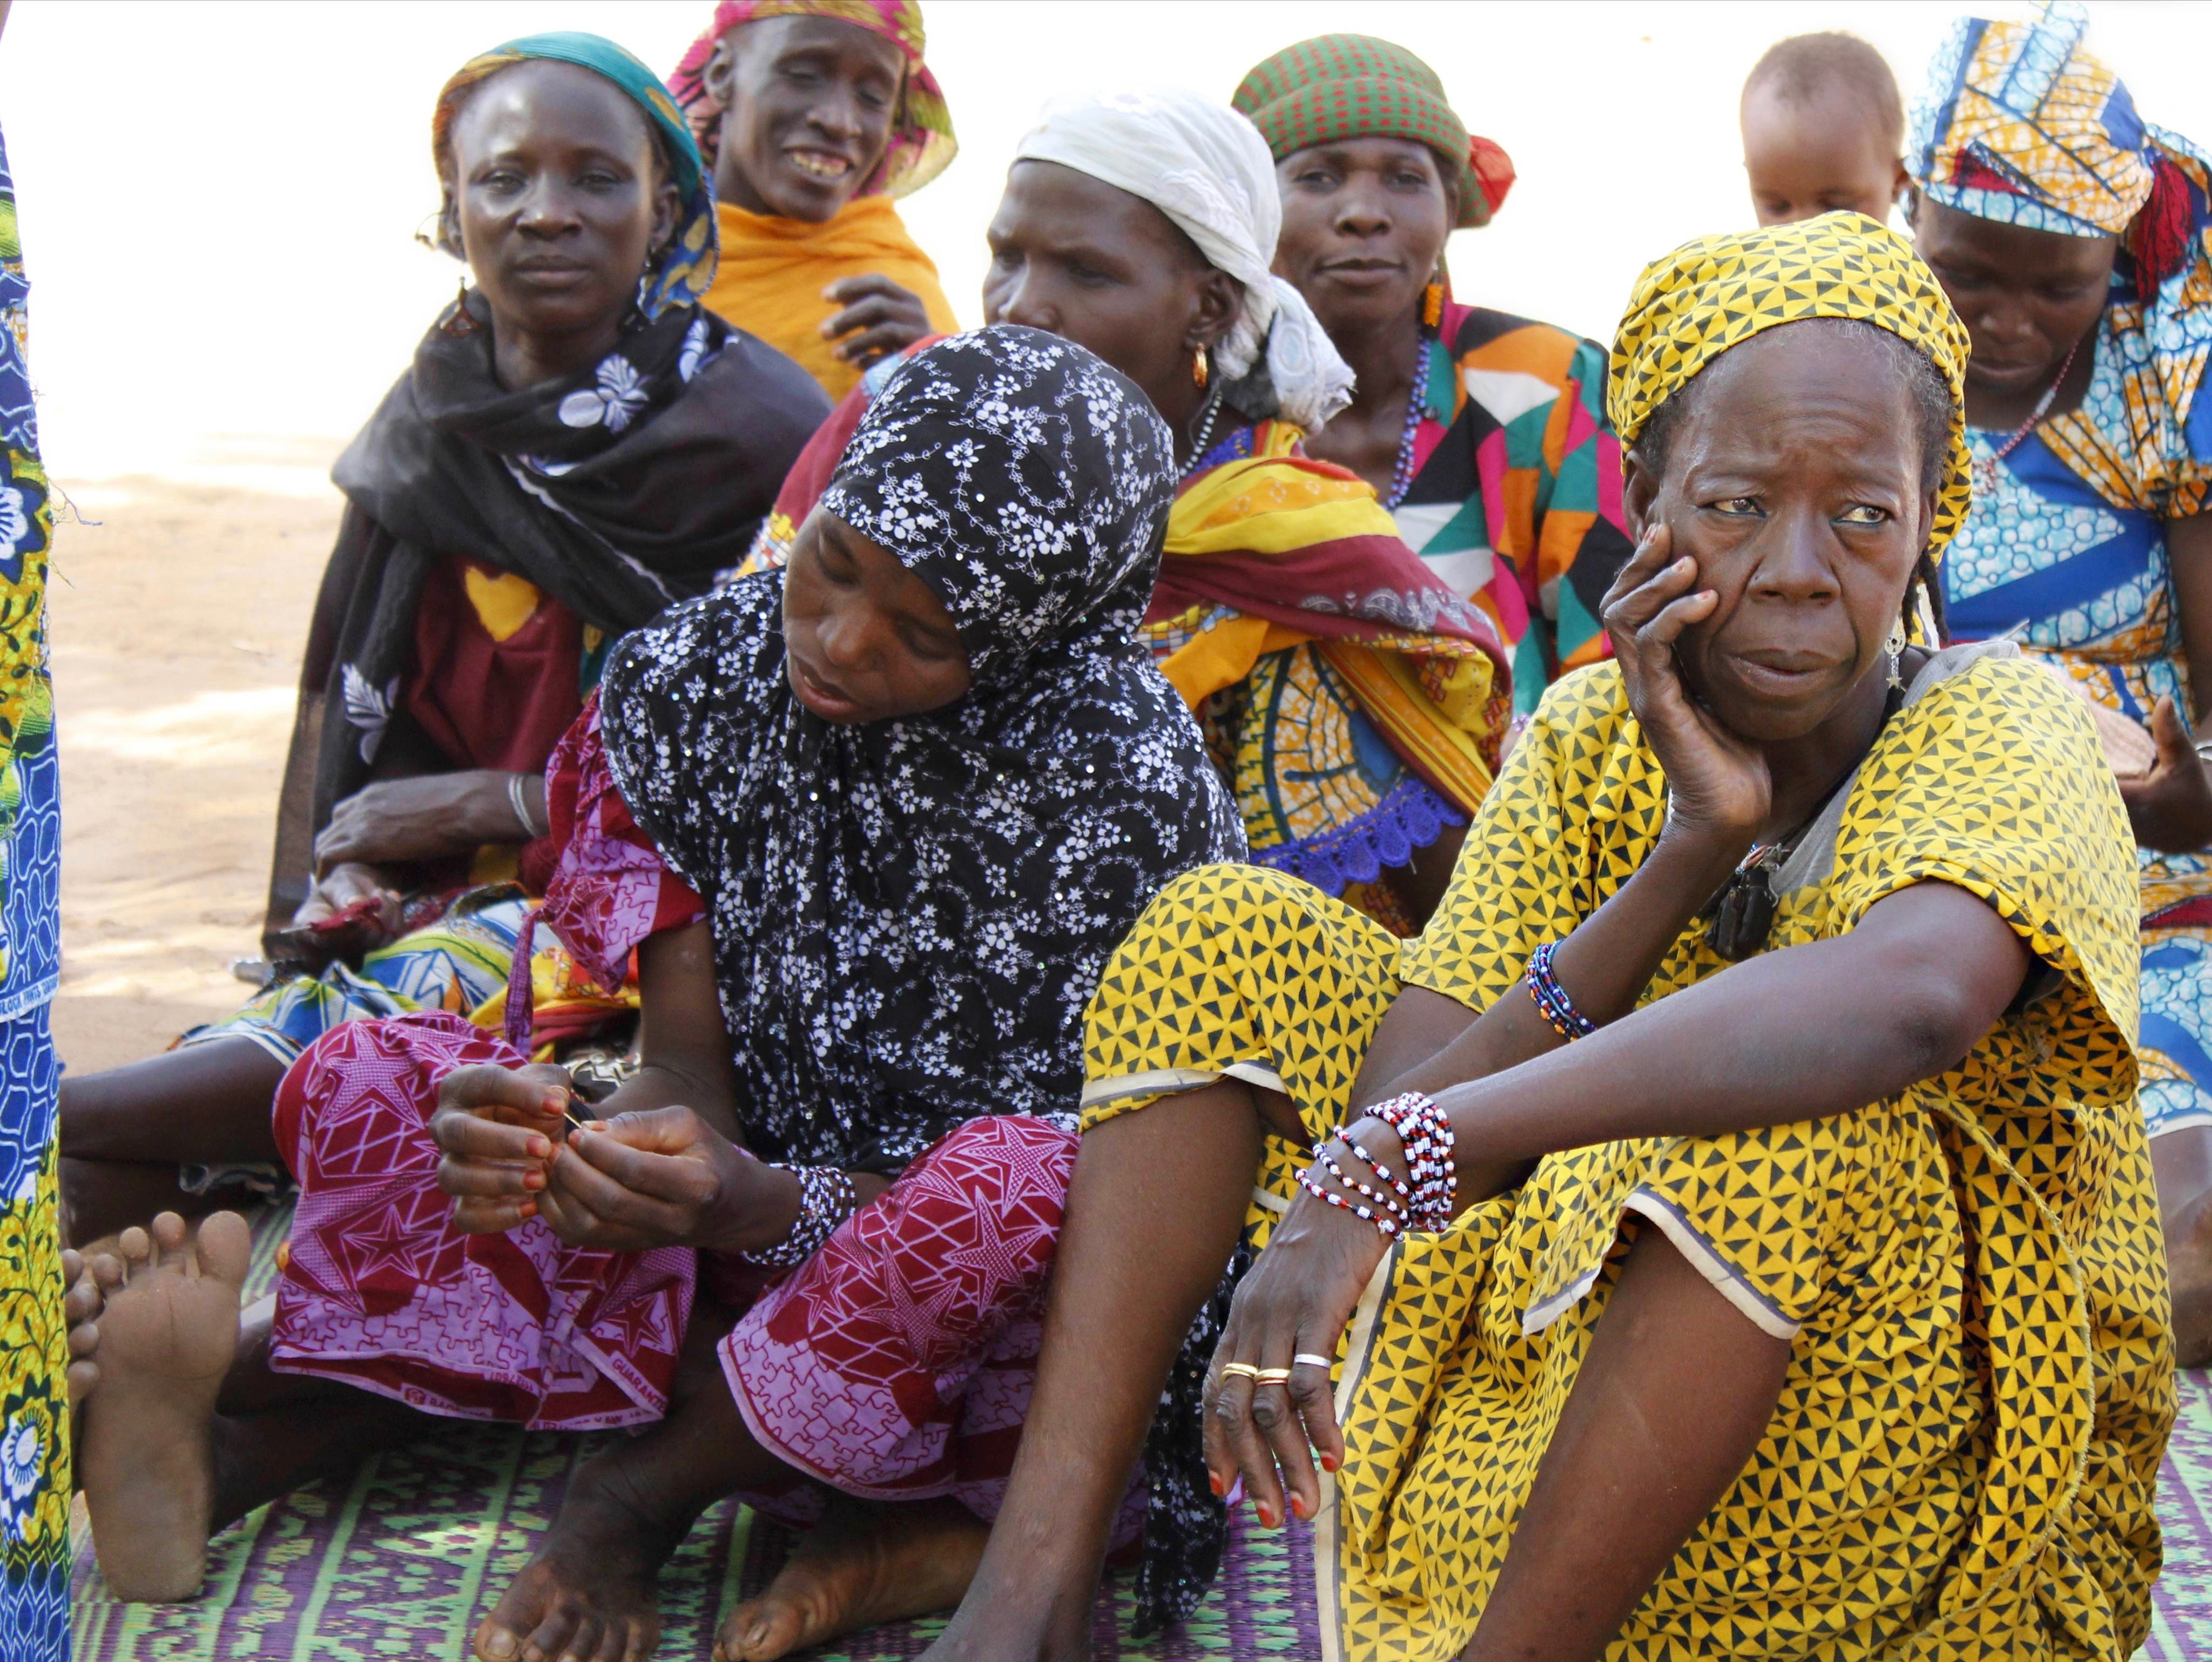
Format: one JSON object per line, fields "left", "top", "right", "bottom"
{"left": 922, "top": 212, "right": 2169, "bottom": 1661}
{"left": 1234, "top": 35, "right": 1635, "bottom": 723}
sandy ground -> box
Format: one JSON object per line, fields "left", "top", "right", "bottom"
{"left": 48, "top": 448, "right": 341, "bottom": 1075}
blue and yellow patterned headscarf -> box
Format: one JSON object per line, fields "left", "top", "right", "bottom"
{"left": 432, "top": 31, "right": 718, "bottom": 319}
{"left": 1907, "top": 2, "right": 2211, "bottom": 297}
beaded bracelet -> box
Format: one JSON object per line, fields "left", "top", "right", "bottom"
{"left": 742, "top": 1162, "right": 859, "bottom": 1270}
{"left": 1525, "top": 940, "right": 1596, "bottom": 1041}
{"left": 1313, "top": 1143, "right": 1408, "bottom": 1220}
{"left": 1331, "top": 1134, "right": 1412, "bottom": 1203}
{"left": 1297, "top": 1169, "right": 1402, "bottom": 1237}
{"left": 1365, "top": 1091, "right": 1457, "bottom": 1229}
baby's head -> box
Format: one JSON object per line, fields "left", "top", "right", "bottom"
{"left": 1741, "top": 32, "right": 1907, "bottom": 227}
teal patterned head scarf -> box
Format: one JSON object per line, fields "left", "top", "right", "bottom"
{"left": 432, "top": 31, "right": 718, "bottom": 319}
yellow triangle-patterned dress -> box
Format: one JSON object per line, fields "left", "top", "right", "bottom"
{"left": 1079, "top": 644, "right": 2171, "bottom": 1660}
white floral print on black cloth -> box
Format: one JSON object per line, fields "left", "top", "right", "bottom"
{"left": 599, "top": 325, "right": 1246, "bottom": 1173}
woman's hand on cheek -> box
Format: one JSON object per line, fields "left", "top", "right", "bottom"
{"left": 2117, "top": 695, "right": 2212, "bottom": 852}
{"left": 1203, "top": 1187, "right": 1389, "bottom": 1531}
{"left": 1601, "top": 523, "right": 1770, "bottom": 849}
{"left": 535, "top": 1105, "right": 758, "bottom": 1253}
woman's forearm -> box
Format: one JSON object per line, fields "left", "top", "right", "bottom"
{"left": 1366, "top": 827, "right": 1745, "bottom": 1107}
{"left": 1432, "top": 883, "right": 2029, "bottom": 1174}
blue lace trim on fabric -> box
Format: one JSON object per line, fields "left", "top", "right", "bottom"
{"left": 1247, "top": 773, "right": 1466, "bottom": 896}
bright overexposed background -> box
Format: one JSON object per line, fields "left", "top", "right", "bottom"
{"left": 4, "top": 0, "right": 2209, "bottom": 485}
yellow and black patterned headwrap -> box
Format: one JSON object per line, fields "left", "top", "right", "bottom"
{"left": 1607, "top": 211, "right": 1973, "bottom": 563}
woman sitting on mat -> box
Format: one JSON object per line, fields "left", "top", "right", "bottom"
{"left": 1905, "top": 2, "right": 2212, "bottom": 1369}
{"left": 673, "top": 0, "right": 960, "bottom": 400}
{"left": 70, "top": 329, "right": 1243, "bottom": 1662}
{"left": 750, "top": 89, "right": 1512, "bottom": 934}
{"left": 920, "top": 213, "right": 2174, "bottom": 1660}
{"left": 55, "top": 32, "right": 827, "bottom": 1247}
{"left": 1234, "top": 35, "right": 1634, "bottom": 719}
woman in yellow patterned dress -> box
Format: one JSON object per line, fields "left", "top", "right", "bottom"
{"left": 922, "top": 214, "right": 2172, "bottom": 1661}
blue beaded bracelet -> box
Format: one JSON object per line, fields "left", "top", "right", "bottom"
{"left": 1525, "top": 940, "right": 1595, "bottom": 1041}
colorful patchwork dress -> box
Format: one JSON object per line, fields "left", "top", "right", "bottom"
{"left": 0, "top": 125, "right": 69, "bottom": 1662}
{"left": 1081, "top": 649, "right": 2171, "bottom": 1659}
{"left": 1391, "top": 299, "right": 1633, "bottom": 714}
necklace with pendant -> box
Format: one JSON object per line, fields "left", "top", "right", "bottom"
{"left": 1972, "top": 331, "right": 2084, "bottom": 501}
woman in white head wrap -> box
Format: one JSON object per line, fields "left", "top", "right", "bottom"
{"left": 746, "top": 85, "right": 1509, "bottom": 941}
{"left": 1011, "top": 89, "right": 1355, "bottom": 430}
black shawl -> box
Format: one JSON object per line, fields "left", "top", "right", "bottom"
{"left": 264, "top": 295, "right": 829, "bottom": 944}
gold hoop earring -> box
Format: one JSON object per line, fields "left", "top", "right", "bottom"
{"left": 1191, "top": 345, "right": 1209, "bottom": 390}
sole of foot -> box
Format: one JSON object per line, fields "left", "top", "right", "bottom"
{"left": 80, "top": 1210, "right": 249, "bottom": 1602}
{"left": 471, "top": 1456, "right": 682, "bottom": 1662}
{"left": 716, "top": 1498, "right": 990, "bottom": 1662}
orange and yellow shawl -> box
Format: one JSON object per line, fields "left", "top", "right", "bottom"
{"left": 1143, "top": 419, "right": 1508, "bottom": 931}
{"left": 701, "top": 197, "right": 959, "bottom": 401}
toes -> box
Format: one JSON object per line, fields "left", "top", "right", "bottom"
{"left": 473, "top": 1619, "right": 525, "bottom": 1662}
{"left": 523, "top": 1606, "right": 581, "bottom": 1662}
{"left": 61, "top": 1247, "right": 80, "bottom": 1283}
{"left": 65, "top": 1271, "right": 103, "bottom": 1326}
{"left": 91, "top": 1252, "right": 125, "bottom": 1293}
{"left": 65, "top": 1358, "right": 97, "bottom": 1404}
{"left": 150, "top": 1212, "right": 188, "bottom": 1263}
{"left": 67, "top": 1317, "right": 98, "bottom": 1361}
{"left": 116, "top": 1227, "right": 151, "bottom": 1271}
{"left": 195, "top": 1211, "right": 253, "bottom": 1288}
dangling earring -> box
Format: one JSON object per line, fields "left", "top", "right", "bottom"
{"left": 1191, "top": 344, "right": 1209, "bottom": 390}
{"left": 1885, "top": 614, "right": 1908, "bottom": 690}
{"left": 1422, "top": 278, "right": 1445, "bottom": 331}
{"left": 440, "top": 277, "right": 477, "bottom": 338}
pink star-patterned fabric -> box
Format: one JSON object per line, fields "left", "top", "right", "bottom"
{"left": 720, "top": 1113, "right": 1144, "bottom": 1543}
{"left": 268, "top": 1011, "right": 695, "bottom": 1429}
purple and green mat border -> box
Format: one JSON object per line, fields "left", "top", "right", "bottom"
{"left": 68, "top": 1208, "right": 2212, "bottom": 1660}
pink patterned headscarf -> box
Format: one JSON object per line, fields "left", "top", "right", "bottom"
{"left": 667, "top": 0, "right": 956, "bottom": 200}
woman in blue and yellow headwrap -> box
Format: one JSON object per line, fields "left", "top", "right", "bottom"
{"left": 927, "top": 212, "right": 2171, "bottom": 1661}
{"left": 1907, "top": 1, "right": 2212, "bottom": 1369}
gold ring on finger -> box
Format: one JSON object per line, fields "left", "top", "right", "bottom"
{"left": 1255, "top": 1368, "right": 1294, "bottom": 1385}
{"left": 1219, "top": 1362, "right": 1262, "bottom": 1381}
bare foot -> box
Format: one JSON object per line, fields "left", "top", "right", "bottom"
{"left": 79, "top": 1210, "right": 250, "bottom": 1601}
{"left": 717, "top": 1498, "right": 988, "bottom": 1662}
{"left": 473, "top": 1456, "right": 683, "bottom": 1662}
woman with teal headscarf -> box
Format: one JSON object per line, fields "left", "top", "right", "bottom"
{"left": 56, "top": 36, "right": 827, "bottom": 1243}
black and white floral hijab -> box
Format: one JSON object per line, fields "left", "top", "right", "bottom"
{"left": 601, "top": 326, "right": 1246, "bottom": 1170}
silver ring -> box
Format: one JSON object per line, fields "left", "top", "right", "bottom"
{"left": 1293, "top": 1353, "right": 1334, "bottom": 1369}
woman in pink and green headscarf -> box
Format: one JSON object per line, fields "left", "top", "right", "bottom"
{"left": 669, "top": 1, "right": 961, "bottom": 399}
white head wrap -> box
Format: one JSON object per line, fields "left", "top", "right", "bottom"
{"left": 1013, "top": 90, "right": 1357, "bottom": 433}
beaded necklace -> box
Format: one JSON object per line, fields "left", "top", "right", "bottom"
{"left": 1183, "top": 386, "right": 1225, "bottom": 473}
{"left": 1971, "top": 330, "right": 2083, "bottom": 501}
{"left": 1382, "top": 328, "right": 1434, "bottom": 509}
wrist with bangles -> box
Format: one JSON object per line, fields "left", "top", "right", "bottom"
{"left": 1296, "top": 1090, "right": 1458, "bottom": 1240}
{"left": 507, "top": 771, "right": 546, "bottom": 840}
{"left": 735, "top": 1154, "right": 859, "bottom": 1268}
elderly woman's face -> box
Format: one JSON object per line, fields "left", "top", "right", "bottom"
{"left": 1272, "top": 138, "right": 1451, "bottom": 336}
{"left": 447, "top": 60, "right": 679, "bottom": 343}
{"left": 707, "top": 16, "right": 905, "bottom": 223}
{"left": 781, "top": 508, "right": 971, "bottom": 724}
{"left": 1626, "top": 325, "right": 1937, "bottom": 744}
{"left": 982, "top": 162, "right": 1239, "bottom": 421}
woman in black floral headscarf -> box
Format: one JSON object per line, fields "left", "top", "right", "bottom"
{"left": 73, "top": 329, "right": 1243, "bottom": 1649}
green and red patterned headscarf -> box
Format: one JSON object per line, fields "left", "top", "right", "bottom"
{"left": 1231, "top": 35, "right": 1514, "bottom": 228}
